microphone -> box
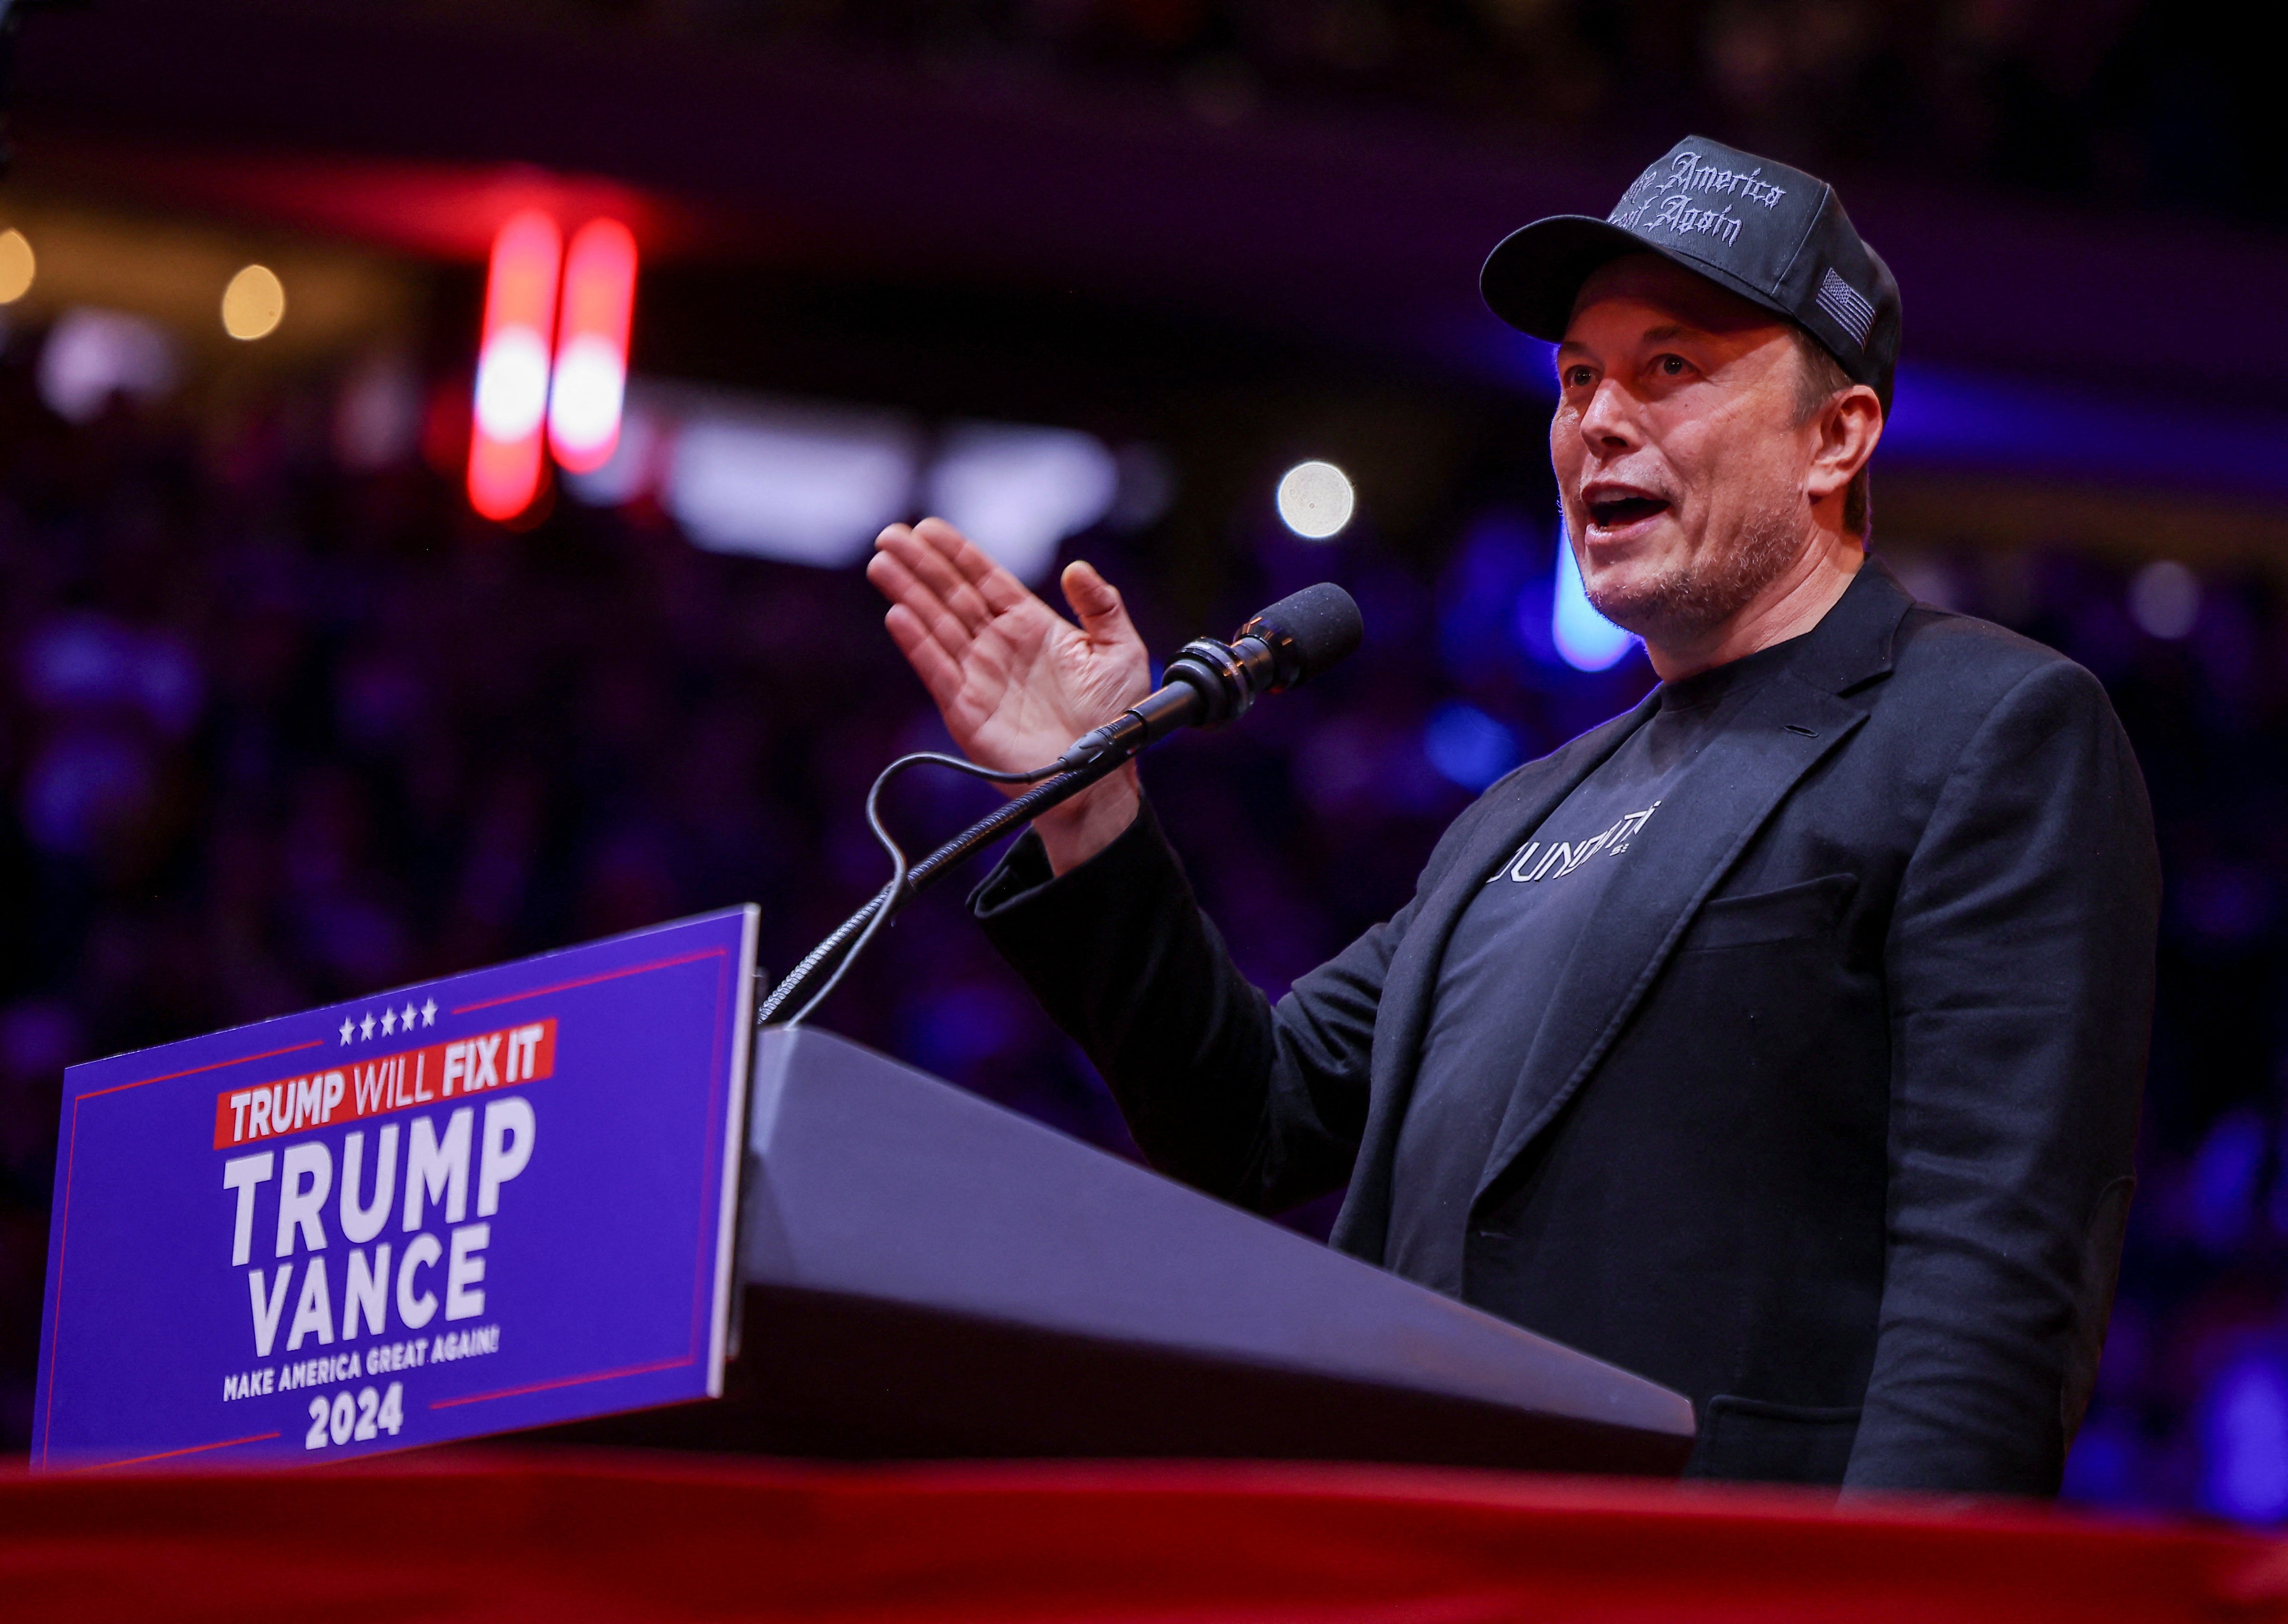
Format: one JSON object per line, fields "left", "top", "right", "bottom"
{"left": 1052, "top": 582, "right": 1364, "bottom": 772}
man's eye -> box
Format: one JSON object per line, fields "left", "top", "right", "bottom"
{"left": 1564, "top": 366, "right": 1595, "bottom": 388}
{"left": 1657, "top": 354, "right": 1688, "bottom": 377}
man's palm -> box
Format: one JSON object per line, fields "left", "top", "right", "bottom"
{"left": 867, "top": 519, "right": 1151, "bottom": 777}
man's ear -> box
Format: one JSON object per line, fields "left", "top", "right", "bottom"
{"left": 1808, "top": 384, "right": 1883, "bottom": 504}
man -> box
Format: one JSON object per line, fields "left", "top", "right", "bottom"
{"left": 865, "top": 136, "right": 2158, "bottom": 1494}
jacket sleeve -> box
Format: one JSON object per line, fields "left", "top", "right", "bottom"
{"left": 971, "top": 795, "right": 1428, "bottom": 1214}
{"left": 1846, "top": 658, "right": 2159, "bottom": 1494}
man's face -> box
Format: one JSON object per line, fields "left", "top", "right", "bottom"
{"left": 1550, "top": 253, "right": 1824, "bottom": 645}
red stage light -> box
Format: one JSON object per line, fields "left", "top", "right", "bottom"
{"left": 467, "top": 210, "right": 563, "bottom": 522}
{"left": 548, "top": 218, "right": 638, "bottom": 475}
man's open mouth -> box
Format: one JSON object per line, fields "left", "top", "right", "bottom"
{"left": 1587, "top": 495, "right": 1670, "bottom": 529}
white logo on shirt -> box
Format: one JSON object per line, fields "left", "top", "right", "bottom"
{"left": 1486, "top": 802, "right": 1662, "bottom": 885}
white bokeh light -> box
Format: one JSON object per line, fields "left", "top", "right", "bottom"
{"left": 1276, "top": 460, "right": 1354, "bottom": 539}
{"left": 38, "top": 307, "right": 178, "bottom": 424}
{"left": 665, "top": 398, "right": 918, "bottom": 568}
{"left": 547, "top": 334, "right": 629, "bottom": 463}
{"left": 925, "top": 422, "right": 1120, "bottom": 583}
{"left": 472, "top": 325, "right": 551, "bottom": 441}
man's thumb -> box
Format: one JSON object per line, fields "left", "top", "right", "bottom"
{"left": 1061, "top": 561, "right": 1136, "bottom": 645}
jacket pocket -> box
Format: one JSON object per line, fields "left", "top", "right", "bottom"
{"left": 1686, "top": 1395, "right": 1863, "bottom": 1484}
{"left": 1680, "top": 873, "right": 1858, "bottom": 951}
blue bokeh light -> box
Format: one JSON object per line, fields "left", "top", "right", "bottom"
{"left": 2202, "top": 1352, "right": 2288, "bottom": 1523}
{"left": 1438, "top": 511, "right": 1541, "bottom": 680}
{"left": 2060, "top": 1413, "right": 2140, "bottom": 1504}
{"left": 1552, "top": 530, "right": 1636, "bottom": 671}
{"left": 2191, "top": 1108, "right": 2267, "bottom": 1251}
{"left": 1424, "top": 701, "right": 1521, "bottom": 791}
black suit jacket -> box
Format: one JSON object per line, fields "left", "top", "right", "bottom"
{"left": 972, "top": 560, "right": 2158, "bottom": 1493}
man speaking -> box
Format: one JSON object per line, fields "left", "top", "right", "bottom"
{"left": 866, "top": 136, "right": 2159, "bottom": 1494}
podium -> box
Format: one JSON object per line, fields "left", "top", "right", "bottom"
{"left": 559, "top": 1026, "right": 1696, "bottom": 1475}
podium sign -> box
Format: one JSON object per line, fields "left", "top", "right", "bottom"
{"left": 33, "top": 907, "right": 758, "bottom": 1470}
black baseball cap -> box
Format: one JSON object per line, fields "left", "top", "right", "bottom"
{"left": 1481, "top": 135, "right": 1901, "bottom": 409}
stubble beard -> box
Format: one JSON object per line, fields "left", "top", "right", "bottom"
{"left": 1575, "top": 494, "right": 1805, "bottom": 649}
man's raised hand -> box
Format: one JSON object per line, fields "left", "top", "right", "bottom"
{"left": 867, "top": 518, "right": 1148, "bottom": 872}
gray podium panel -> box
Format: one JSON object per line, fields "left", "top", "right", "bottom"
{"left": 556, "top": 1026, "right": 1696, "bottom": 1474}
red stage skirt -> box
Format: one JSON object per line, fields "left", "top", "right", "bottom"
{"left": 3, "top": 1452, "right": 2282, "bottom": 1620}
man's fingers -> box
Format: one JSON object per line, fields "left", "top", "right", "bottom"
{"left": 882, "top": 603, "right": 967, "bottom": 711}
{"left": 877, "top": 524, "right": 998, "bottom": 635}
{"left": 915, "top": 517, "right": 1037, "bottom": 617}
{"left": 1061, "top": 560, "right": 1140, "bottom": 650}
{"left": 867, "top": 546, "right": 977, "bottom": 661}
{"left": 874, "top": 526, "right": 997, "bottom": 636}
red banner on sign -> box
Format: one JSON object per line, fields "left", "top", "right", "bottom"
{"left": 211, "top": 1020, "right": 558, "bottom": 1151}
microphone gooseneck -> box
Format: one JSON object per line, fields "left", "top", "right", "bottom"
{"left": 757, "top": 583, "right": 1363, "bottom": 1027}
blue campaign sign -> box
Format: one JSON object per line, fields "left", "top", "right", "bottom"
{"left": 32, "top": 906, "right": 758, "bottom": 1470}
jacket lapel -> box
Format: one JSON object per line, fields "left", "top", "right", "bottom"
{"left": 1465, "top": 558, "right": 1916, "bottom": 1206}
{"left": 1332, "top": 691, "right": 1659, "bottom": 1262}
{"left": 1331, "top": 558, "right": 1918, "bottom": 1260}
{"left": 1469, "top": 671, "right": 1868, "bottom": 1207}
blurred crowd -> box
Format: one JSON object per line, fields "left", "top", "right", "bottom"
{"left": 1, "top": 315, "right": 2286, "bottom": 1519}
{"left": 530, "top": 0, "right": 2260, "bottom": 224}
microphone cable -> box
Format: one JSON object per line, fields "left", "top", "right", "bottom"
{"left": 767, "top": 750, "right": 1062, "bottom": 1029}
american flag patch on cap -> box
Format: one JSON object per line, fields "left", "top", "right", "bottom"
{"left": 1815, "top": 267, "right": 1877, "bottom": 349}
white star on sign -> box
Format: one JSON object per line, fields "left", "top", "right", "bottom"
{"left": 420, "top": 999, "right": 437, "bottom": 1027}
{"left": 340, "top": 1018, "right": 354, "bottom": 1046}
{"left": 402, "top": 1003, "right": 417, "bottom": 1032}
{"left": 360, "top": 1012, "right": 376, "bottom": 1041}
{"left": 381, "top": 1007, "right": 397, "bottom": 1036}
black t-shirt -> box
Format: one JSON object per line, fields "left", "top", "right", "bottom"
{"left": 1386, "top": 636, "right": 1802, "bottom": 1295}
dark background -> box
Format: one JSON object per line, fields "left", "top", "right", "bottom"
{"left": 2, "top": 0, "right": 2285, "bottom": 1517}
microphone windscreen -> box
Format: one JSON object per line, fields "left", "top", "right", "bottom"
{"left": 1241, "top": 583, "right": 1363, "bottom": 686}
